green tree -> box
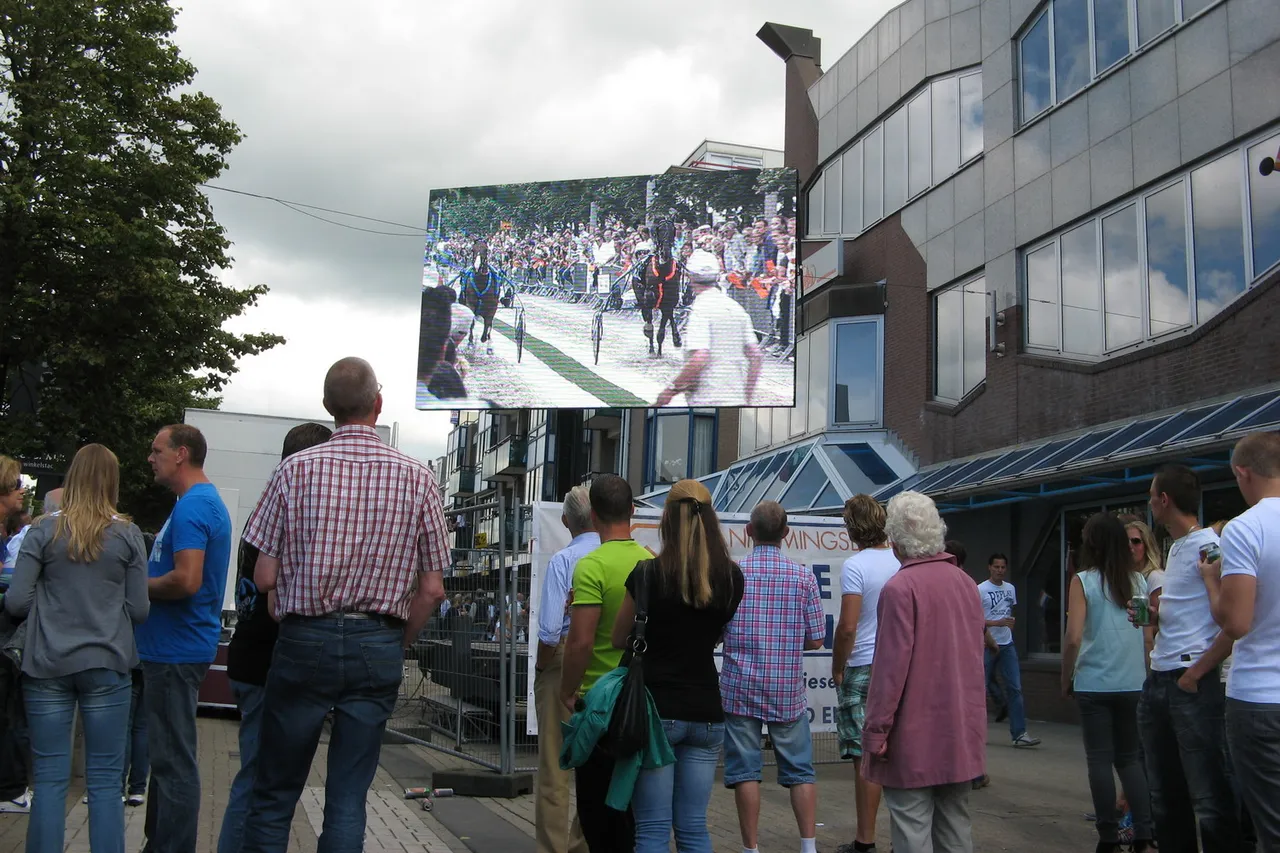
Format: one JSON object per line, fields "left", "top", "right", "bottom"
{"left": 0, "top": 0, "right": 283, "bottom": 528}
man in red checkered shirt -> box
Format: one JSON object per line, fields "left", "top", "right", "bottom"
{"left": 239, "top": 357, "right": 448, "bottom": 852}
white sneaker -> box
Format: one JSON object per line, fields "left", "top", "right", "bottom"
{"left": 0, "top": 789, "right": 31, "bottom": 813}
{"left": 126, "top": 793, "right": 145, "bottom": 807}
{"left": 1012, "top": 732, "right": 1042, "bottom": 748}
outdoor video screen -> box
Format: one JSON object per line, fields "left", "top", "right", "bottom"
{"left": 415, "top": 168, "right": 799, "bottom": 410}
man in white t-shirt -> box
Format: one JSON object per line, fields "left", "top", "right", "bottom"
{"left": 1201, "top": 432, "right": 1280, "bottom": 850}
{"left": 654, "top": 249, "right": 762, "bottom": 408}
{"left": 978, "top": 554, "right": 1041, "bottom": 748}
{"left": 832, "top": 495, "right": 901, "bottom": 853}
{"left": 1136, "top": 464, "right": 1245, "bottom": 853}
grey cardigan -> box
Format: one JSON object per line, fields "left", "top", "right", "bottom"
{"left": 4, "top": 516, "right": 150, "bottom": 679}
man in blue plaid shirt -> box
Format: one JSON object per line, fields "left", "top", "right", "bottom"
{"left": 721, "top": 501, "right": 826, "bottom": 853}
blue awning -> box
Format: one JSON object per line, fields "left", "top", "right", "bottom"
{"left": 874, "top": 387, "right": 1280, "bottom": 510}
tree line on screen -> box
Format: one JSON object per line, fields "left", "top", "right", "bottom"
{"left": 431, "top": 168, "right": 796, "bottom": 237}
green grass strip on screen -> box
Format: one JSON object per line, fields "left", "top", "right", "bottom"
{"left": 489, "top": 317, "right": 649, "bottom": 407}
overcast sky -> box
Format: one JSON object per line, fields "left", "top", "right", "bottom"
{"left": 179, "top": 0, "right": 897, "bottom": 462}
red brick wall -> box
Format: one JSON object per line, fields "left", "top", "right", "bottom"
{"left": 845, "top": 209, "right": 1280, "bottom": 465}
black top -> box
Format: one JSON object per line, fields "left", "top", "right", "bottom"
{"left": 226, "top": 539, "right": 277, "bottom": 686}
{"left": 624, "top": 560, "right": 744, "bottom": 723}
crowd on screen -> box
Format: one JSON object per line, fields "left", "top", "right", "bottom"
{"left": 0, "top": 367, "right": 1277, "bottom": 853}
{"left": 432, "top": 215, "right": 799, "bottom": 307}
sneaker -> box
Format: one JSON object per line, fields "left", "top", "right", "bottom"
{"left": 126, "top": 793, "right": 145, "bottom": 807}
{"left": 1012, "top": 732, "right": 1042, "bottom": 748}
{"left": 0, "top": 789, "right": 31, "bottom": 813}
{"left": 995, "top": 704, "right": 1009, "bottom": 723}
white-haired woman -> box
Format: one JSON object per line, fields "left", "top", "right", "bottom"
{"left": 860, "top": 492, "right": 987, "bottom": 853}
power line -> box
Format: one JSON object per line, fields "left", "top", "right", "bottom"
{"left": 202, "top": 183, "right": 427, "bottom": 237}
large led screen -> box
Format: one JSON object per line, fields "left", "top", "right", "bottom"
{"left": 416, "top": 169, "right": 799, "bottom": 410}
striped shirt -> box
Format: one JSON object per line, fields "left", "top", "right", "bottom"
{"left": 242, "top": 425, "right": 449, "bottom": 621}
{"left": 721, "top": 545, "right": 826, "bottom": 722}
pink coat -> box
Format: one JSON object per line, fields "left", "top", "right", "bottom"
{"left": 861, "top": 553, "right": 988, "bottom": 789}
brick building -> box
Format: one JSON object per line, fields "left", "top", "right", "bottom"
{"left": 639, "top": 2, "right": 1280, "bottom": 722}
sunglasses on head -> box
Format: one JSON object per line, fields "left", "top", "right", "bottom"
{"left": 1129, "top": 537, "right": 1143, "bottom": 546}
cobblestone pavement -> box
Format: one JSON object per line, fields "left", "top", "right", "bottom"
{"left": 0, "top": 716, "right": 1103, "bottom": 852}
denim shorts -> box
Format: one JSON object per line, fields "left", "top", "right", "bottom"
{"left": 722, "top": 713, "right": 816, "bottom": 788}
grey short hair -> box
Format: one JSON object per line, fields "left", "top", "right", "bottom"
{"left": 42, "top": 488, "right": 63, "bottom": 514}
{"left": 323, "top": 357, "right": 379, "bottom": 422}
{"left": 885, "top": 491, "right": 947, "bottom": 560}
{"left": 749, "top": 500, "right": 787, "bottom": 543}
{"left": 562, "top": 485, "right": 592, "bottom": 533}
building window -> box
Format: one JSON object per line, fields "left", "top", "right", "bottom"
{"left": 644, "top": 409, "right": 718, "bottom": 491}
{"left": 1024, "top": 129, "right": 1280, "bottom": 360}
{"left": 1019, "top": 0, "right": 1203, "bottom": 123}
{"left": 803, "top": 69, "right": 982, "bottom": 241}
{"left": 830, "top": 318, "right": 884, "bottom": 427}
{"left": 934, "top": 275, "right": 988, "bottom": 403}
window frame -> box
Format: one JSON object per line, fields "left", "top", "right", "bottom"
{"left": 1017, "top": 0, "right": 1210, "bottom": 125}
{"left": 1022, "top": 128, "right": 1278, "bottom": 362}
{"left": 932, "top": 274, "right": 989, "bottom": 404}
{"left": 642, "top": 408, "right": 720, "bottom": 492}
{"left": 802, "top": 68, "right": 984, "bottom": 244}
{"left": 827, "top": 316, "right": 886, "bottom": 430}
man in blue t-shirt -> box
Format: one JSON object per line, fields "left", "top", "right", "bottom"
{"left": 139, "top": 424, "right": 232, "bottom": 853}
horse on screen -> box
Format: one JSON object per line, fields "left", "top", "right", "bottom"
{"left": 635, "top": 219, "right": 683, "bottom": 356}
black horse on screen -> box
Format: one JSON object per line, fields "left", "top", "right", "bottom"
{"left": 634, "top": 220, "right": 682, "bottom": 356}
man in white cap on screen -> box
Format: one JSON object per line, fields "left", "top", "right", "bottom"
{"left": 655, "top": 248, "right": 762, "bottom": 408}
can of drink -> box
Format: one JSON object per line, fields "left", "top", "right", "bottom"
{"left": 1200, "top": 543, "right": 1222, "bottom": 564}
{"left": 1131, "top": 594, "right": 1151, "bottom": 627}
{"left": 403, "top": 787, "right": 454, "bottom": 800}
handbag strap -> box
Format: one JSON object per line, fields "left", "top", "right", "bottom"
{"left": 630, "top": 560, "right": 653, "bottom": 654}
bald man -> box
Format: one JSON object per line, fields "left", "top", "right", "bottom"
{"left": 41, "top": 489, "right": 62, "bottom": 514}
{"left": 240, "top": 357, "right": 449, "bottom": 851}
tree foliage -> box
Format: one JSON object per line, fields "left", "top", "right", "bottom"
{"left": 0, "top": 0, "right": 283, "bottom": 528}
{"left": 432, "top": 168, "right": 797, "bottom": 238}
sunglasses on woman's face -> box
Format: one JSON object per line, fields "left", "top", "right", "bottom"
{"left": 1129, "top": 537, "right": 1143, "bottom": 546}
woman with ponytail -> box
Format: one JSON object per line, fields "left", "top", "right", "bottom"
{"left": 611, "top": 479, "right": 744, "bottom": 853}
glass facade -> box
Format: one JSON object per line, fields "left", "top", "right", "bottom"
{"left": 1019, "top": 0, "right": 1202, "bottom": 123}
{"left": 934, "top": 276, "right": 988, "bottom": 403}
{"left": 1025, "top": 130, "right": 1280, "bottom": 359}
{"left": 807, "top": 70, "right": 983, "bottom": 239}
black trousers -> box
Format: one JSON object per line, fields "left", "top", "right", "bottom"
{"left": 574, "top": 746, "right": 634, "bottom": 853}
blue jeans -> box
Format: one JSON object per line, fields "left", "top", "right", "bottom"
{"left": 24, "top": 669, "right": 132, "bottom": 853}
{"left": 631, "top": 720, "right": 724, "bottom": 853}
{"left": 141, "top": 661, "right": 210, "bottom": 853}
{"left": 217, "top": 681, "right": 267, "bottom": 853}
{"left": 1138, "top": 669, "right": 1248, "bottom": 853}
{"left": 124, "top": 668, "right": 148, "bottom": 796}
{"left": 722, "top": 713, "right": 815, "bottom": 787}
{"left": 241, "top": 614, "right": 405, "bottom": 853}
{"left": 984, "top": 643, "right": 1027, "bottom": 738}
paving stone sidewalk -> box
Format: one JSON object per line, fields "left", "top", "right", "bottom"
{"left": 0, "top": 716, "right": 469, "bottom": 853}
{"left": 0, "top": 716, "right": 1105, "bottom": 853}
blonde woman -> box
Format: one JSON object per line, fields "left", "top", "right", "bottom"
{"left": 611, "top": 479, "right": 744, "bottom": 853}
{"left": 5, "top": 444, "right": 149, "bottom": 853}
{"left": 1125, "top": 520, "right": 1163, "bottom": 668}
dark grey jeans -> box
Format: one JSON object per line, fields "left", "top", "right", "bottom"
{"left": 141, "top": 662, "right": 209, "bottom": 853}
{"left": 1077, "top": 692, "right": 1152, "bottom": 843}
{"left": 1139, "top": 668, "right": 1250, "bottom": 853}
{"left": 1227, "top": 698, "right": 1280, "bottom": 853}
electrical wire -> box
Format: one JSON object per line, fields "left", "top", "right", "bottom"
{"left": 202, "top": 183, "right": 427, "bottom": 237}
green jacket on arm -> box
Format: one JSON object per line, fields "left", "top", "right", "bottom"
{"left": 559, "top": 666, "right": 675, "bottom": 810}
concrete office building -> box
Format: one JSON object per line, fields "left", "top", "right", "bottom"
{"left": 639, "top": 3, "right": 1280, "bottom": 720}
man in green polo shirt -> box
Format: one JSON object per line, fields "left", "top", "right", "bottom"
{"left": 559, "top": 474, "right": 648, "bottom": 853}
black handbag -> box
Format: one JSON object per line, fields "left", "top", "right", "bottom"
{"left": 602, "top": 560, "right": 653, "bottom": 759}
